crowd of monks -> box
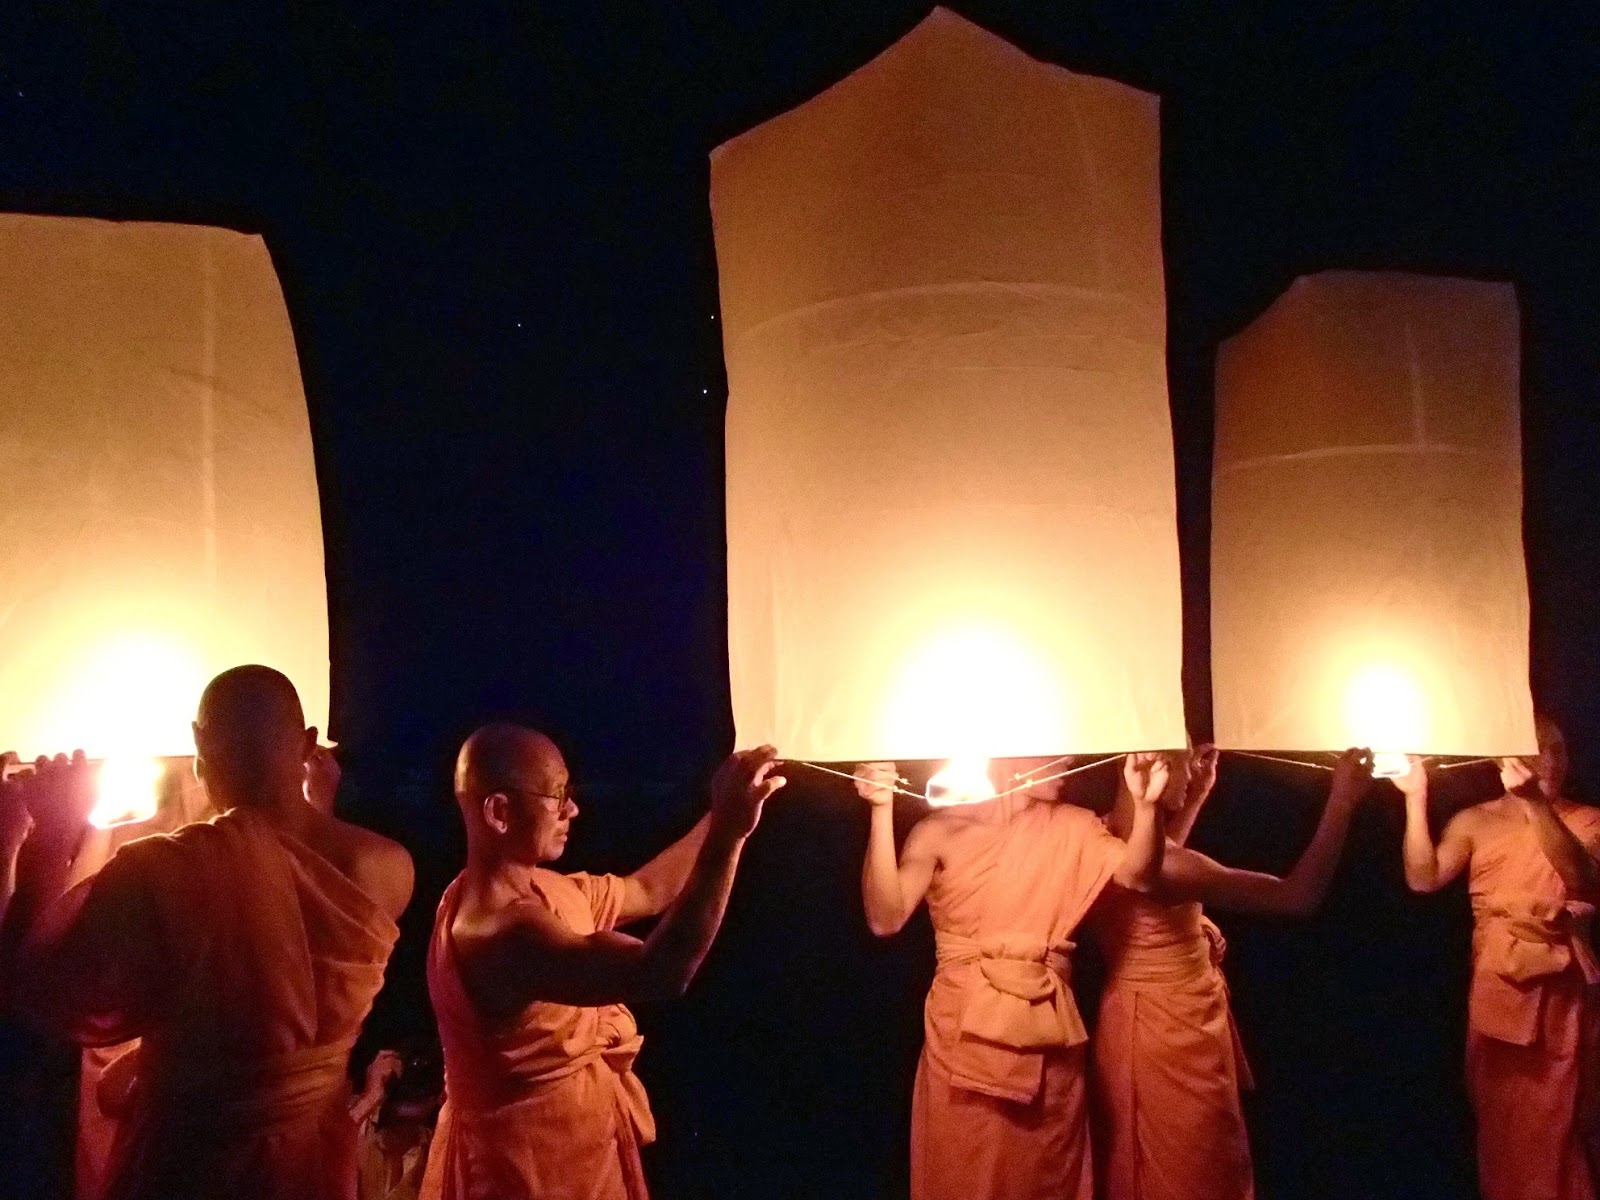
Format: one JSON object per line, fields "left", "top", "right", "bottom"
{"left": 1, "top": 663, "right": 1597, "bottom": 1200}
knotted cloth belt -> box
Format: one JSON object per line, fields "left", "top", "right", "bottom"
{"left": 936, "top": 933, "right": 1083, "bottom": 1051}
{"left": 1469, "top": 901, "right": 1600, "bottom": 1046}
{"left": 933, "top": 933, "right": 1084, "bottom": 1102}
{"left": 442, "top": 1014, "right": 657, "bottom": 1147}
{"left": 142, "top": 1040, "right": 353, "bottom": 1135}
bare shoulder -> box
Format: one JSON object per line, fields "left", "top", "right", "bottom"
{"left": 906, "top": 809, "right": 962, "bottom": 854}
{"left": 1443, "top": 799, "right": 1498, "bottom": 842}
{"left": 326, "top": 818, "right": 415, "bottom": 920}
{"left": 453, "top": 889, "right": 568, "bottom": 984}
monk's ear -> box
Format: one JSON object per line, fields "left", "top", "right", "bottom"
{"left": 482, "top": 792, "right": 512, "bottom": 835}
{"left": 302, "top": 726, "right": 319, "bottom": 761}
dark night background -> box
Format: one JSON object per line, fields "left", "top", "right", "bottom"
{"left": 2, "top": 3, "right": 1598, "bottom": 1198}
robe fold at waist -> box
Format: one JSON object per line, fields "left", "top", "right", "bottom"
{"left": 1470, "top": 899, "right": 1600, "bottom": 1046}
{"left": 443, "top": 1023, "right": 656, "bottom": 1147}
{"left": 140, "top": 1040, "right": 355, "bottom": 1135}
{"left": 1101, "top": 915, "right": 1255, "bottom": 1092}
{"left": 932, "top": 932, "right": 1082, "bottom": 1102}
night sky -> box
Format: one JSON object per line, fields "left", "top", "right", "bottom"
{"left": 2, "top": 4, "right": 1598, "bottom": 1198}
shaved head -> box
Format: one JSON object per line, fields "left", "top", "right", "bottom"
{"left": 193, "top": 665, "right": 313, "bottom": 809}
{"left": 454, "top": 723, "right": 574, "bottom": 864}
{"left": 197, "top": 665, "right": 306, "bottom": 738}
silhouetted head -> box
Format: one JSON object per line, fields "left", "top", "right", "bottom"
{"left": 454, "top": 723, "right": 578, "bottom": 865}
{"left": 192, "top": 665, "right": 316, "bottom": 810}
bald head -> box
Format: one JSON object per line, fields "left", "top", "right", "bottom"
{"left": 193, "top": 665, "right": 313, "bottom": 809}
{"left": 455, "top": 724, "right": 563, "bottom": 809}
{"left": 454, "top": 723, "right": 574, "bottom": 863}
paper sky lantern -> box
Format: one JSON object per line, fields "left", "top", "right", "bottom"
{"left": 714, "top": 8, "right": 1187, "bottom": 763}
{"left": 0, "top": 215, "right": 330, "bottom": 777}
{"left": 1211, "top": 271, "right": 1537, "bottom": 763}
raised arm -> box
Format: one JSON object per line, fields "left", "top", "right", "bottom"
{"left": 1398, "top": 758, "right": 1472, "bottom": 893}
{"left": 1504, "top": 758, "right": 1600, "bottom": 897}
{"left": 5, "top": 754, "right": 98, "bottom": 949}
{"left": 1159, "top": 748, "right": 1373, "bottom": 916}
{"left": 618, "top": 812, "right": 712, "bottom": 924}
{"left": 1167, "top": 744, "right": 1219, "bottom": 847}
{"left": 855, "top": 762, "right": 941, "bottom": 936}
{"left": 1114, "top": 753, "right": 1168, "bottom": 893}
{"left": 471, "top": 747, "right": 784, "bottom": 1009}
{"left": 0, "top": 757, "right": 33, "bottom": 929}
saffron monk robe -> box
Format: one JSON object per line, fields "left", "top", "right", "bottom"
{"left": 854, "top": 753, "right": 1170, "bottom": 1200}
{"left": 1400, "top": 716, "right": 1600, "bottom": 1200}
{"left": 420, "top": 725, "right": 785, "bottom": 1200}
{"left": 1, "top": 666, "right": 415, "bottom": 1200}
{"left": 1089, "top": 745, "right": 1375, "bottom": 1200}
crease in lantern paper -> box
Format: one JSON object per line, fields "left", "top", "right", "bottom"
{"left": 728, "top": 280, "right": 1159, "bottom": 342}
{"left": 1217, "top": 443, "right": 1488, "bottom": 474}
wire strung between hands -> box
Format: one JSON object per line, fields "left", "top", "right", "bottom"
{"left": 1224, "top": 750, "right": 1499, "bottom": 773}
{"left": 784, "top": 760, "right": 924, "bottom": 800}
{"left": 987, "top": 754, "right": 1121, "bottom": 801}
{"left": 786, "top": 754, "right": 1121, "bottom": 803}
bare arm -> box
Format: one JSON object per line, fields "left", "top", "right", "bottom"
{"left": 1168, "top": 745, "right": 1219, "bottom": 847}
{"left": 1112, "top": 753, "right": 1168, "bottom": 892}
{"left": 1397, "top": 760, "right": 1472, "bottom": 893}
{"left": 620, "top": 812, "right": 712, "bottom": 923}
{"left": 470, "top": 748, "right": 783, "bottom": 1010}
{"left": 479, "top": 824, "right": 745, "bottom": 1007}
{"left": 3, "top": 755, "right": 97, "bottom": 954}
{"left": 855, "top": 763, "right": 942, "bottom": 937}
{"left": 1159, "top": 749, "right": 1371, "bottom": 915}
{"left": 1504, "top": 759, "right": 1600, "bottom": 896}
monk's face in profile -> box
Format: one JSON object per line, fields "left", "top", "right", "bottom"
{"left": 1156, "top": 749, "right": 1193, "bottom": 812}
{"left": 1528, "top": 715, "right": 1569, "bottom": 800}
{"left": 488, "top": 743, "right": 579, "bottom": 865}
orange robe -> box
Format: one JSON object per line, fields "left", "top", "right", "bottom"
{"left": 910, "top": 797, "right": 1125, "bottom": 1200}
{"left": 1090, "top": 888, "right": 1254, "bottom": 1200}
{"left": 1464, "top": 797, "right": 1600, "bottom": 1200}
{"left": 20, "top": 805, "right": 400, "bottom": 1200}
{"left": 420, "top": 869, "right": 656, "bottom": 1200}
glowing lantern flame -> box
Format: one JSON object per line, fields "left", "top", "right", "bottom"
{"left": 1342, "top": 662, "right": 1427, "bottom": 777}
{"left": 926, "top": 756, "right": 997, "bottom": 808}
{"left": 880, "top": 623, "right": 1068, "bottom": 763}
{"left": 89, "top": 757, "right": 164, "bottom": 829}
{"left": 1371, "top": 752, "right": 1410, "bottom": 779}
{"left": 30, "top": 630, "right": 209, "bottom": 761}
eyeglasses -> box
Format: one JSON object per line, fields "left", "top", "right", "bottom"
{"left": 512, "top": 783, "right": 577, "bottom": 814}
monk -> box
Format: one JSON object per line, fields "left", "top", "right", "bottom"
{"left": 3, "top": 664, "right": 414, "bottom": 1200}
{"left": 421, "top": 724, "right": 785, "bottom": 1200}
{"left": 1400, "top": 716, "right": 1600, "bottom": 1200}
{"left": 854, "top": 753, "right": 1170, "bottom": 1200}
{"left": 1089, "top": 745, "right": 1374, "bottom": 1200}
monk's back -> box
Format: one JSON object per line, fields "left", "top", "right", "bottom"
{"left": 97, "top": 806, "right": 402, "bottom": 1200}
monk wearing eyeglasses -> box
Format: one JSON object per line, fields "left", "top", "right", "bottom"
{"left": 420, "top": 723, "right": 785, "bottom": 1200}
